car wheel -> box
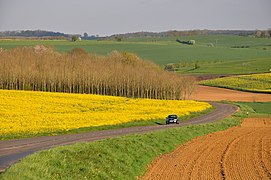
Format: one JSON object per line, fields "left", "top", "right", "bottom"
{"left": 176, "top": 120, "right": 179, "bottom": 124}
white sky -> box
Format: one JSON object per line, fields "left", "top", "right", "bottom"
{"left": 0, "top": 0, "right": 270, "bottom": 36}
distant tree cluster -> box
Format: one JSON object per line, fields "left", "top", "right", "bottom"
{"left": 176, "top": 39, "right": 195, "bottom": 45}
{"left": 0, "top": 30, "right": 99, "bottom": 41}
{"left": 106, "top": 30, "right": 258, "bottom": 40}
{"left": 168, "top": 30, "right": 199, "bottom": 36}
{"left": 115, "top": 36, "right": 123, "bottom": 42}
{"left": 254, "top": 30, "right": 271, "bottom": 38}
{"left": 71, "top": 35, "right": 79, "bottom": 41}
{"left": 0, "top": 46, "right": 195, "bottom": 100}
{"left": 81, "top": 32, "right": 99, "bottom": 40}
{"left": 164, "top": 61, "right": 200, "bottom": 72}
{"left": 0, "top": 30, "right": 68, "bottom": 37}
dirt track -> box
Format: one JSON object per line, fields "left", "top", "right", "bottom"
{"left": 190, "top": 85, "right": 271, "bottom": 102}
{"left": 143, "top": 118, "right": 271, "bottom": 180}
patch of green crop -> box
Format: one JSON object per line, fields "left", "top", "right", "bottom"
{"left": 238, "top": 102, "right": 271, "bottom": 115}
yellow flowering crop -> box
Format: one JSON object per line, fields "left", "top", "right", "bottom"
{"left": 0, "top": 90, "right": 211, "bottom": 136}
{"left": 201, "top": 73, "right": 271, "bottom": 93}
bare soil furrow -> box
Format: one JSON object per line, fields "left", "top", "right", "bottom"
{"left": 220, "top": 131, "right": 251, "bottom": 179}
{"left": 263, "top": 136, "right": 271, "bottom": 174}
{"left": 192, "top": 139, "right": 227, "bottom": 180}
{"left": 224, "top": 130, "right": 261, "bottom": 180}
{"left": 258, "top": 132, "right": 271, "bottom": 179}
{"left": 143, "top": 118, "right": 271, "bottom": 180}
{"left": 190, "top": 85, "right": 271, "bottom": 102}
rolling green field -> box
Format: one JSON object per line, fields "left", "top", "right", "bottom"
{"left": 239, "top": 102, "right": 271, "bottom": 115}
{"left": 200, "top": 73, "right": 271, "bottom": 93}
{"left": 0, "top": 102, "right": 262, "bottom": 179}
{"left": 1, "top": 35, "right": 271, "bottom": 74}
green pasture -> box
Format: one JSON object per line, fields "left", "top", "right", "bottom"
{"left": 175, "top": 57, "right": 271, "bottom": 74}
{"left": 123, "top": 35, "right": 271, "bottom": 48}
{"left": 238, "top": 102, "right": 271, "bottom": 115}
{"left": 0, "top": 35, "right": 270, "bottom": 74}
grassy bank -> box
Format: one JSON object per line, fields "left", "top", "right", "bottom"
{"left": 0, "top": 102, "right": 257, "bottom": 179}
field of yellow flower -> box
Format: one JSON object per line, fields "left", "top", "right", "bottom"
{"left": 0, "top": 90, "right": 211, "bottom": 137}
{"left": 201, "top": 73, "right": 271, "bottom": 93}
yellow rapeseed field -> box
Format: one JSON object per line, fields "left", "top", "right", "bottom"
{"left": 201, "top": 73, "right": 271, "bottom": 93}
{"left": 0, "top": 90, "right": 211, "bottom": 136}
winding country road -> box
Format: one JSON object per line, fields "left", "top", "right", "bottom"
{"left": 0, "top": 102, "right": 238, "bottom": 173}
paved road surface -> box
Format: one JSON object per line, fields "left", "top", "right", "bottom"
{"left": 0, "top": 102, "right": 238, "bottom": 173}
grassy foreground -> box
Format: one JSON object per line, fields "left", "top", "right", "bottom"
{"left": 200, "top": 73, "right": 271, "bottom": 93}
{"left": 0, "top": 102, "right": 261, "bottom": 179}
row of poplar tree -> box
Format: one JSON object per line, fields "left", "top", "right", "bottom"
{"left": 0, "top": 46, "right": 195, "bottom": 100}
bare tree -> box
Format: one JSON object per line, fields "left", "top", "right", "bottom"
{"left": 0, "top": 46, "right": 196, "bottom": 100}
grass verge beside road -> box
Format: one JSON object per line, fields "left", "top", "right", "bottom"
{"left": 0, "top": 102, "right": 259, "bottom": 179}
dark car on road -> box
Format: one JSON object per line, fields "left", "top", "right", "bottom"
{"left": 166, "top": 114, "right": 179, "bottom": 124}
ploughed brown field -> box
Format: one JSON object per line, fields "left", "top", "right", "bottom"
{"left": 143, "top": 118, "right": 271, "bottom": 180}
{"left": 190, "top": 85, "right": 271, "bottom": 102}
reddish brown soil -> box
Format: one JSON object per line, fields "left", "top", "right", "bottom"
{"left": 190, "top": 85, "right": 271, "bottom": 102}
{"left": 143, "top": 118, "right": 271, "bottom": 180}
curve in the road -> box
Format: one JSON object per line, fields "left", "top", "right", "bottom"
{"left": 0, "top": 102, "right": 238, "bottom": 173}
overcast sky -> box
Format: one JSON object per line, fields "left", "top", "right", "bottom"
{"left": 0, "top": 0, "right": 270, "bottom": 36}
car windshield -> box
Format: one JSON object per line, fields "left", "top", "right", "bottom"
{"left": 168, "top": 115, "right": 177, "bottom": 118}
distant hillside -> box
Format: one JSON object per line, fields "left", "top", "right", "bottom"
{"left": 1, "top": 29, "right": 270, "bottom": 40}
{"left": 0, "top": 30, "right": 68, "bottom": 37}
{"left": 0, "top": 30, "right": 100, "bottom": 40}
{"left": 108, "top": 29, "right": 271, "bottom": 39}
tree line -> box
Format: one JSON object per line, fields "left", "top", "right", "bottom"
{"left": 0, "top": 46, "right": 195, "bottom": 100}
{"left": 0, "top": 30, "right": 68, "bottom": 37}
